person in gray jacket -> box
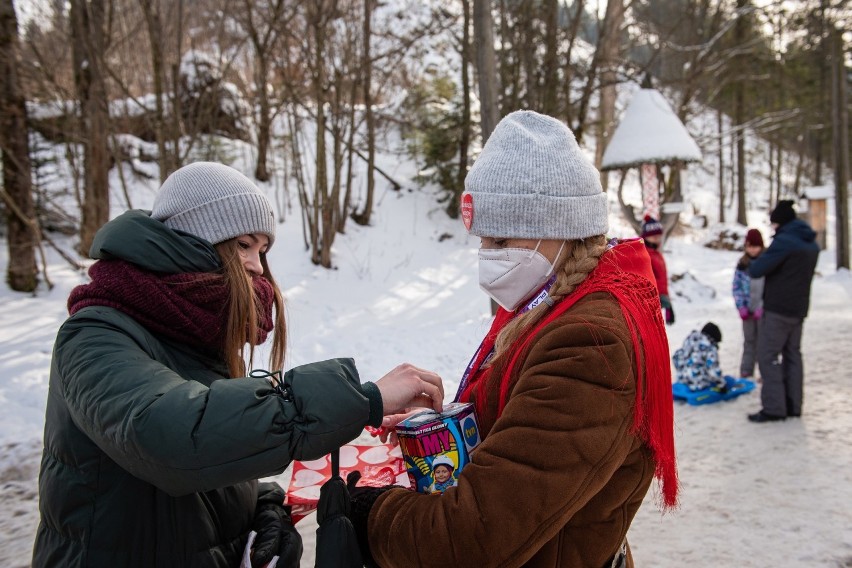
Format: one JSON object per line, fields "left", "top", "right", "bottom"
{"left": 747, "top": 200, "right": 819, "bottom": 423}
{"left": 32, "top": 162, "right": 443, "bottom": 567}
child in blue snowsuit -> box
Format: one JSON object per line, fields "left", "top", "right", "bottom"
{"left": 732, "top": 228, "right": 765, "bottom": 377}
{"left": 672, "top": 323, "right": 726, "bottom": 392}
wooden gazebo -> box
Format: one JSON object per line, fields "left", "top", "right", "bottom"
{"left": 600, "top": 85, "right": 702, "bottom": 237}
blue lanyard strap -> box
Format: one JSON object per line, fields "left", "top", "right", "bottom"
{"left": 453, "top": 274, "right": 557, "bottom": 402}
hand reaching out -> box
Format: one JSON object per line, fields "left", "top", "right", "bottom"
{"left": 374, "top": 363, "right": 444, "bottom": 416}
{"left": 366, "top": 409, "right": 425, "bottom": 444}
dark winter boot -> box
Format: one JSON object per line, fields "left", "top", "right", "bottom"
{"left": 748, "top": 411, "right": 786, "bottom": 423}
{"left": 786, "top": 398, "right": 801, "bottom": 418}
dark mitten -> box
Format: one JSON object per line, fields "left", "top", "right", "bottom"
{"left": 346, "top": 471, "right": 400, "bottom": 568}
{"left": 252, "top": 488, "right": 303, "bottom": 568}
{"left": 665, "top": 306, "right": 675, "bottom": 325}
{"left": 275, "top": 511, "right": 302, "bottom": 568}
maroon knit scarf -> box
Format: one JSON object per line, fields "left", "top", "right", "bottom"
{"left": 68, "top": 259, "right": 274, "bottom": 350}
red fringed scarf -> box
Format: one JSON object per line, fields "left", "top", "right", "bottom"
{"left": 68, "top": 259, "right": 274, "bottom": 351}
{"left": 460, "top": 239, "right": 678, "bottom": 508}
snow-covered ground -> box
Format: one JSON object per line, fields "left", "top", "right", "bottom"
{"left": 1, "top": 144, "right": 851, "bottom": 567}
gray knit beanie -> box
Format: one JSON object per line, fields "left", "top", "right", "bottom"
{"left": 462, "top": 110, "right": 608, "bottom": 240}
{"left": 151, "top": 162, "right": 276, "bottom": 248}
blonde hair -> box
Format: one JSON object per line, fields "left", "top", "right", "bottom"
{"left": 215, "top": 240, "right": 287, "bottom": 377}
{"left": 490, "top": 235, "right": 608, "bottom": 365}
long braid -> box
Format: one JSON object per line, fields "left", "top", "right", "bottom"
{"left": 482, "top": 238, "right": 679, "bottom": 508}
{"left": 489, "top": 235, "right": 608, "bottom": 366}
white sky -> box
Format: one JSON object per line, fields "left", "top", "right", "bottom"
{"left": 14, "top": 0, "right": 51, "bottom": 29}
{"left": 1, "top": 108, "right": 851, "bottom": 566}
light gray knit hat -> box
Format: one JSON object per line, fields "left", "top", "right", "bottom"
{"left": 151, "top": 162, "right": 276, "bottom": 248}
{"left": 462, "top": 110, "right": 608, "bottom": 240}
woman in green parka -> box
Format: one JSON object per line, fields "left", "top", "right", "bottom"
{"left": 32, "top": 162, "right": 443, "bottom": 567}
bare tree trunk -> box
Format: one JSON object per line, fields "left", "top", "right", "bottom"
{"left": 340, "top": 71, "right": 357, "bottom": 234}
{"left": 289, "top": 110, "right": 313, "bottom": 251}
{"left": 451, "top": 0, "right": 472, "bottom": 220}
{"left": 717, "top": 108, "right": 725, "bottom": 223}
{"left": 473, "top": 0, "right": 499, "bottom": 141}
{"left": 594, "top": 0, "right": 624, "bottom": 192}
{"left": 326, "top": 68, "right": 344, "bottom": 262}
{"left": 773, "top": 24, "right": 784, "bottom": 205}
{"left": 774, "top": 140, "right": 781, "bottom": 204}
{"left": 497, "top": 1, "right": 518, "bottom": 113}
{"left": 735, "top": 109, "right": 746, "bottom": 225}
{"left": 520, "top": 5, "right": 535, "bottom": 109}
{"left": 474, "top": 0, "right": 500, "bottom": 314}
{"left": 572, "top": 7, "right": 608, "bottom": 145}
{"left": 830, "top": 26, "right": 849, "bottom": 269}
{"left": 730, "top": 118, "right": 736, "bottom": 205}
{"left": 734, "top": 0, "right": 747, "bottom": 226}
{"left": 768, "top": 141, "right": 775, "bottom": 206}
{"left": 352, "top": 0, "right": 375, "bottom": 226}
{"left": 71, "top": 0, "right": 110, "bottom": 255}
{"left": 615, "top": 169, "right": 641, "bottom": 234}
{"left": 169, "top": 0, "right": 183, "bottom": 170}
{"left": 1, "top": 0, "right": 38, "bottom": 291}
{"left": 255, "top": 53, "right": 272, "bottom": 181}
{"left": 814, "top": 0, "right": 829, "bottom": 186}
{"left": 139, "top": 0, "right": 172, "bottom": 183}
{"left": 310, "top": 2, "right": 328, "bottom": 267}
{"left": 239, "top": 0, "right": 290, "bottom": 183}
{"left": 661, "top": 165, "right": 683, "bottom": 238}
{"left": 793, "top": 133, "right": 805, "bottom": 195}
{"left": 562, "top": 0, "right": 584, "bottom": 127}
{"left": 541, "top": 0, "right": 559, "bottom": 115}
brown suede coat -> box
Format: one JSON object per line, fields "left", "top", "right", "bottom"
{"left": 368, "top": 292, "right": 655, "bottom": 567}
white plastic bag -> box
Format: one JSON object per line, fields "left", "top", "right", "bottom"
{"left": 240, "top": 530, "right": 278, "bottom": 568}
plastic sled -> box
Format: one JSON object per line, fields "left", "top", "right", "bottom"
{"left": 672, "top": 376, "right": 756, "bottom": 406}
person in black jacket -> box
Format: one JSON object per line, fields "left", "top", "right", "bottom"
{"left": 32, "top": 162, "right": 444, "bottom": 567}
{"left": 747, "top": 200, "right": 819, "bottom": 423}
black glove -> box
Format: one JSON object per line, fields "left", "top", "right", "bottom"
{"left": 346, "top": 471, "right": 400, "bottom": 568}
{"left": 251, "top": 484, "right": 303, "bottom": 568}
{"left": 665, "top": 306, "right": 675, "bottom": 325}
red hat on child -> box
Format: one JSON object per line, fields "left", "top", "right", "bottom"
{"left": 641, "top": 215, "right": 663, "bottom": 238}
{"left": 745, "top": 228, "right": 764, "bottom": 248}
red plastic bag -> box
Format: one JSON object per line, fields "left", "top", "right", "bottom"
{"left": 285, "top": 443, "right": 407, "bottom": 523}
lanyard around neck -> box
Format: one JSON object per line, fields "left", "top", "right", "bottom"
{"left": 453, "top": 274, "right": 557, "bottom": 402}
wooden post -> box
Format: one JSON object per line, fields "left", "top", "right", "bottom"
{"left": 807, "top": 198, "right": 827, "bottom": 250}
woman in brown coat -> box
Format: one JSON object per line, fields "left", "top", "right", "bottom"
{"left": 348, "top": 111, "right": 678, "bottom": 568}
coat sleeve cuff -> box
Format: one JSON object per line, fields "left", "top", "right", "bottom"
{"left": 360, "top": 381, "right": 383, "bottom": 427}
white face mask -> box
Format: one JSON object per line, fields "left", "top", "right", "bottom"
{"left": 478, "top": 241, "right": 564, "bottom": 311}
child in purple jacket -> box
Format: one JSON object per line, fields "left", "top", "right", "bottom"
{"left": 732, "top": 228, "right": 765, "bottom": 377}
